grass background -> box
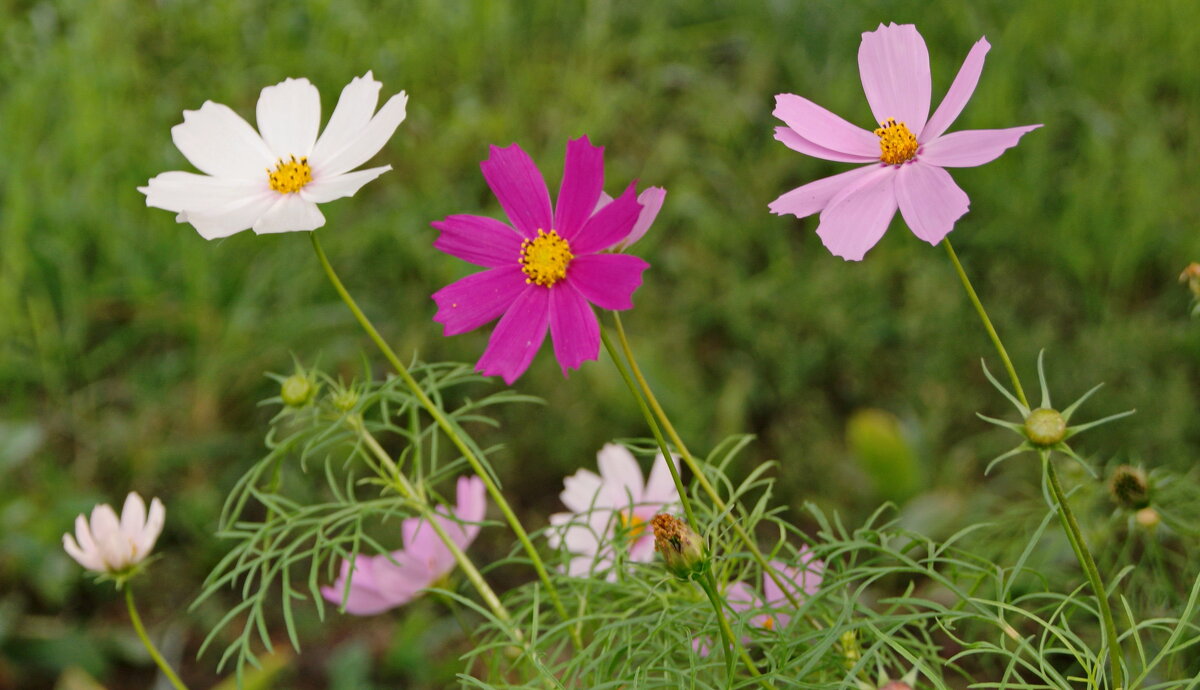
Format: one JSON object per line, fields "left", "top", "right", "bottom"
{"left": 2, "top": 0, "right": 1198, "bottom": 687}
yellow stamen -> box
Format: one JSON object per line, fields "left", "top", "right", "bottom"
{"left": 619, "top": 511, "right": 648, "bottom": 541}
{"left": 267, "top": 155, "right": 313, "bottom": 194}
{"left": 519, "top": 229, "right": 573, "bottom": 287}
{"left": 762, "top": 616, "right": 776, "bottom": 631}
{"left": 874, "top": 118, "right": 919, "bottom": 165}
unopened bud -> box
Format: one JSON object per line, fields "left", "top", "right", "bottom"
{"left": 331, "top": 388, "right": 360, "bottom": 412}
{"left": 1023, "top": 408, "right": 1066, "bottom": 446}
{"left": 650, "top": 514, "right": 706, "bottom": 580}
{"left": 281, "top": 374, "right": 316, "bottom": 407}
{"left": 1109, "top": 465, "right": 1150, "bottom": 510}
{"left": 840, "top": 629, "right": 860, "bottom": 668}
{"left": 1135, "top": 506, "right": 1161, "bottom": 529}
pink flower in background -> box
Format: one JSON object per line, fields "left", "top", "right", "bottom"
{"left": 431, "top": 137, "right": 652, "bottom": 384}
{"left": 322, "top": 476, "right": 484, "bottom": 615}
{"left": 140, "top": 72, "right": 407, "bottom": 239}
{"left": 547, "top": 444, "right": 679, "bottom": 579}
{"left": 769, "top": 23, "right": 1041, "bottom": 260}
{"left": 63, "top": 492, "right": 165, "bottom": 575}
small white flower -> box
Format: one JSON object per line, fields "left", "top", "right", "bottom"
{"left": 63, "top": 492, "right": 165, "bottom": 574}
{"left": 139, "top": 72, "right": 407, "bottom": 239}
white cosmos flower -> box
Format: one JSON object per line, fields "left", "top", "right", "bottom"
{"left": 139, "top": 72, "right": 407, "bottom": 239}
{"left": 63, "top": 492, "right": 165, "bottom": 574}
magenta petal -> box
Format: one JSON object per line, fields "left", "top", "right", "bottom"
{"left": 432, "top": 266, "right": 526, "bottom": 336}
{"left": 895, "top": 162, "right": 970, "bottom": 245}
{"left": 919, "top": 126, "right": 1042, "bottom": 168}
{"left": 773, "top": 127, "right": 879, "bottom": 164}
{"left": 432, "top": 215, "right": 523, "bottom": 267}
{"left": 858, "top": 23, "right": 931, "bottom": 134}
{"left": 815, "top": 166, "right": 898, "bottom": 261}
{"left": 768, "top": 164, "right": 880, "bottom": 219}
{"left": 480, "top": 144, "right": 552, "bottom": 239}
{"left": 555, "top": 136, "right": 605, "bottom": 240}
{"left": 773, "top": 94, "right": 879, "bottom": 159}
{"left": 549, "top": 284, "right": 600, "bottom": 376}
{"left": 476, "top": 286, "right": 552, "bottom": 384}
{"left": 567, "top": 254, "right": 649, "bottom": 311}
{"left": 921, "top": 38, "right": 990, "bottom": 142}
{"left": 571, "top": 183, "right": 640, "bottom": 255}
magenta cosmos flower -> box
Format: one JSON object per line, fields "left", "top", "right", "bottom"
{"left": 431, "top": 137, "right": 654, "bottom": 384}
{"left": 321, "top": 476, "right": 484, "bottom": 615}
{"left": 769, "top": 23, "right": 1041, "bottom": 261}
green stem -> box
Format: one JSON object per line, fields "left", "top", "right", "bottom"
{"left": 698, "top": 571, "right": 776, "bottom": 690}
{"left": 310, "top": 233, "right": 581, "bottom": 651}
{"left": 124, "top": 587, "right": 188, "bottom": 690}
{"left": 943, "top": 238, "right": 1028, "bottom": 407}
{"left": 608, "top": 313, "right": 804, "bottom": 611}
{"left": 944, "top": 238, "right": 1124, "bottom": 688}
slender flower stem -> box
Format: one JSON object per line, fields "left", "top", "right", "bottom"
{"left": 698, "top": 571, "right": 776, "bottom": 690}
{"left": 943, "top": 238, "right": 1124, "bottom": 689}
{"left": 124, "top": 587, "right": 189, "bottom": 690}
{"left": 310, "top": 233, "right": 581, "bottom": 651}
{"left": 607, "top": 313, "right": 804, "bottom": 611}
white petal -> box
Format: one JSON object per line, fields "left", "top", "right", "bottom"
{"left": 73, "top": 514, "right": 97, "bottom": 554}
{"left": 179, "top": 191, "right": 280, "bottom": 240}
{"left": 119, "top": 493, "right": 146, "bottom": 538}
{"left": 140, "top": 171, "right": 267, "bottom": 214}
{"left": 301, "top": 166, "right": 391, "bottom": 203}
{"left": 317, "top": 91, "right": 407, "bottom": 176}
{"left": 595, "top": 443, "right": 644, "bottom": 507}
{"left": 171, "top": 101, "right": 274, "bottom": 179}
{"left": 252, "top": 194, "right": 326, "bottom": 234}
{"left": 89, "top": 504, "right": 127, "bottom": 570}
{"left": 559, "top": 469, "right": 604, "bottom": 513}
{"left": 137, "top": 497, "right": 165, "bottom": 558}
{"left": 311, "top": 72, "right": 382, "bottom": 165}
{"left": 642, "top": 453, "right": 681, "bottom": 506}
{"left": 256, "top": 78, "right": 321, "bottom": 159}
{"left": 63, "top": 531, "right": 103, "bottom": 571}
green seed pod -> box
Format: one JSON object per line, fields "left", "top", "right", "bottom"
{"left": 281, "top": 374, "right": 316, "bottom": 407}
{"left": 1023, "top": 408, "right": 1066, "bottom": 446}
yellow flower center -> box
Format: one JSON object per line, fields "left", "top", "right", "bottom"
{"left": 520, "top": 229, "right": 573, "bottom": 287}
{"left": 619, "top": 510, "right": 648, "bottom": 541}
{"left": 874, "top": 118, "right": 919, "bottom": 165}
{"left": 762, "top": 616, "right": 776, "bottom": 631}
{"left": 267, "top": 155, "right": 313, "bottom": 194}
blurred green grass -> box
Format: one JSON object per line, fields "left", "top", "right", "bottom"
{"left": 2, "top": 0, "right": 1199, "bottom": 686}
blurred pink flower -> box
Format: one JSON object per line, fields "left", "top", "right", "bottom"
{"left": 140, "top": 72, "right": 407, "bottom": 239}
{"left": 769, "top": 23, "right": 1041, "bottom": 260}
{"left": 431, "top": 137, "right": 651, "bottom": 384}
{"left": 322, "top": 476, "right": 484, "bottom": 615}
{"left": 63, "top": 492, "right": 165, "bottom": 575}
{"left": 547, "top": 444, "right": 679, "bottom": 579}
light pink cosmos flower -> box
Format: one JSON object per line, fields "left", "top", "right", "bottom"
{"left": 431, "top": 137, "right": 653, "bottom": 384}
{"left": 140, "top": 72, "right": 407, "bottom": 239}
{"left": 547, "top": 443, "right": 679, "bottom": 579}
{"left": 769, "top": 23, "right": 1041, "bottom": 261}
{"left": 63, "top": 492, "right": 165, "bottom": 575}
{"left": 321, "top": 476, "right": 484, "bottom": 616}
{"left": 595, "top": 186, "right": 667, "bottom": 250}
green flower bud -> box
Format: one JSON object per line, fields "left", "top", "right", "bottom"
{"left": 331, "top": 388, "right": 359, "bottom": 412}
{"left": 1023, "top": 408, "right": 1066, "bottom": 446}
{"left": 281, "top": 374, "right": 316, "bottom": 407}
{"left": 651, "top": 514, "right": 706, "bottom": 581}
{"left": 1109, "top": 465, "right": 1150, "bottom": 510}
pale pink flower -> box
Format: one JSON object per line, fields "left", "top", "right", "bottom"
{"left": 63, "top": 492, "right": 165, "bottom": 575}
{"left": 321, "top": 476, "right": 484, "bottom": 615}
{"left": 547, "top": 444, "right": 679, "bottom": 579}
{"left": 594, "top": 186, "right": 667, "bottom": 249}
{"left": 140, "top": 72, "right": 407, "bottom": 239}
{"left": 769, "top": 23, "right": 1041, "bottom": 260}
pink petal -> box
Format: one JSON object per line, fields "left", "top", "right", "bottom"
{"left": 119, "top": 493, "right": 147, "bottom": 537}
{"left": 858, "top": 23, "right": 931, "bottom": 135}
{"left": 476, "top": 285, "right": 552, "bottom": 384}
{"left": 301, "top": 165, "right": 391, "bottom": 203}
{"left": 921, "top": 38, "right": 990, "bottom": 142}
{"left": 453, "top": 476, "right": 486, "bottom": 547}
{"left": 559, "top": 469, "right": 605, "bottom": 513}
{"left": 726, "top": 581, "right": 759, "bottom": 614}
{"left": 548, "top": 283, "right": 600, "bottom": 376}
{"left": 139, "top": 498, "right": 165, "bottom": 557}
{"left": 618, "top": 187, "right": 667, "bottom": 248}
{"left": 768, "top": 164, "right": 881, "bottom": 219}
{"left": 918, "top": 125, "right": 1042, "bottom": 168}
{"left": 773, "top": 127, "right": 879, "bottom": 165}
{"left": 432, "top": 215, "right": 523, "bottom": 268}
{"left": 555, "top": 136, "right": 605, "bottom": 241}
{"left": 564, "top": 254, "right": 648, "bottom": 311}
{"left": 772, "top": 94, "right": 879, "bottom": 160}
{"left": 895, "top": 162, "right": 970, "bottom": 245}
{"left": 595, "top": 443, "right": 645, "bottom": 507}
{"left": 642, "top": 453, "right": 681, "bottom": 506}
{"left": 256, "top": 77, "right": 321, "bottom": 159}
{"left": 815, "top": 166, "right": 898, "bottom": 261}
{"left": 481, "top": 144, "right": 552, "bottom": 239}
{"left": 171, "top": 102, "right": 275, "bottom": 179}
{"left": 432, "top": 266, "right": 526, "bottom": 336}
{"left": 570, "top": 183, "right": 641, "bottom": 255}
